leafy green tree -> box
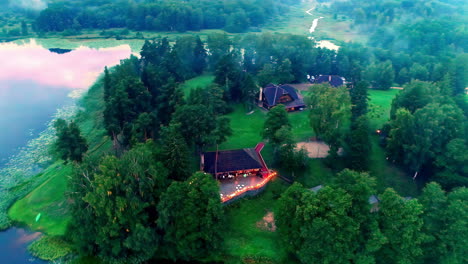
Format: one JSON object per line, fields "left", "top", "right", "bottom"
{"left": 409, "top": 63, "right": 429, "bottom": 81}
{"left": 419, "top": 182, "right": 448, "bottom": 263}
{"left": 131, "top": 112, "right": 157, "bottom": 144}
{"left": 214, "top": 52, "right": 242, "bottom": 101}
{"left": 207, "top": 33, "right": 231, "bottom": 69}
{"left": 103, "top": 66, "right": 112, "bottom": 101}
{"left": 334, "top": 169, "right": 385, "bottom": 262}
{"left": 262, "top": 105, "right": 291, "bottom": 147}
{"left": 193, "top": 36, "right": 207, "bottom": 74}
{"left": 161, "top": 123, "right": 191, "bottom": 181}
{"left": 276, "top": 59, "right": 295, "bottom": 84}
{"left": 257, "top": 59, "right": 295, "bottom": 86}
{"left": 450, "top": 54, "right": 468, "bottom": 95}
{"left": 257, "top": 63, "right": 276, "bottom": 87}
{"left": 225, "top": 9, "right": 249, "bottom": 33}
{"left": 188, "top": 84, "right": 229, "bottom": 115}
{"left": 434, "top": 139, "right": 468, "bottom": 188}
{"left": 364, "top": 60, "right": 395, "bottom": 90}
{"left": 276, "top": 127, "right": 308, "bottom": 175}
{"left": 377, "top": 188, "right": 424, "bottom": 264}
{"left": 68, "top": 142, "right": 168, "bottom": 263}
{"left": 277, "top": 182, "right": 308, "bottom": 253}
{"left": 240, "top": 73, "right": 258, "bottom": 109}
{"left": 387, "top": 103, "right": 465, "bottom": 174}
{"left": 157, "top": 172, "right": 224, "bottom": 261}
{"left": 390, "top": 80, "right": 439, "bottom": 118}
{"left": 156, "top": 78, "right": 184, "bottom": 126}
{"left": 172, "top": 104, "right": 220, "bottom": 150}
{"left": 212, "top": 116, "right": 233, "bottom": 145}
{"left": 53, "top": 119, "right": 88, "bottom": 163}
{"left": 350, "top": 80, "right": 369, "bottom": 120}
{"left": 443, "top": 187, "right": 468, "bottom": 263}
{"left": 296, "top": 187, "right": 359, "bottom": 264}
{"left": 307, "top": 84, "right": 351, "bottom": 156}
{"left": 346, "top": 116, "right": 371, "bottom": 171}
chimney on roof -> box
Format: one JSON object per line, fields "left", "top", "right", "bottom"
{"left": 200, "top": 153, "right": 205, "bottom": 171}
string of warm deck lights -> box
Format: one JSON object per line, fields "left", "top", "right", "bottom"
{"left": 221, "top": 171, "right": 277, "bottom": 203}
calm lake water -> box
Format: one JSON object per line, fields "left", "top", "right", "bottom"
{"left": 0, "top": 39, "right": 132, "bottom": 263}
{"left": 0, "top": 39, "right": 132, "bottom": 166}
{"left": 0, "top": 228, "right": 45, "bottom": 264}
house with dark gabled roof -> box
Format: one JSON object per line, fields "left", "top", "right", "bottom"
{"left": 260, "top": 84, "right": 306, "bottom": 111}
{"left": 310, "top": 75, "right": 346, "bottom": 87}
{"left": 201, "top": 143, "right": 269, "bottom": 180}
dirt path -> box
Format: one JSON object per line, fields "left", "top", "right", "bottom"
{"left": 297, "top": 141, "right": 343, "bottom": 158}
{"left": 256, "top": 212, "right": 276, "bottom": 232}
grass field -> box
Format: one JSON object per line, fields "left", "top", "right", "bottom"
{"left": 368, "top": 89, "right": 400, "bottom": 130}
{"left": 223, "top": 178, "right": 292, "bottom": 264}
{"left": 180, "top": 74, "right": 215, "bottom": 97}
{"left": 8, "top": 162, "right": 72, "bottom": 236}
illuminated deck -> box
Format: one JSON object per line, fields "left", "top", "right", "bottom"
{"left": 219, "top": 171, "right": 277, "bottom": 203}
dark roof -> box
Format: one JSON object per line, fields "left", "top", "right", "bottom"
{"left": 368, "top": 195, "right": 379, "bottom": 204}
{"left": 314, "top": 75, "right": 345, "bottom": 87}
{"left": 203, "top": 148, "right": 265, "bottom": 174}
{"left": 263, "top": 84, "right": 305, "bottom": 108}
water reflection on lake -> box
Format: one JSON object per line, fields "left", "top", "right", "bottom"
{"left": 0, "top": 39, "right": 132, "bottom": 166}
{"left": 0, "top": 227, "right": 45, "bottom": 264}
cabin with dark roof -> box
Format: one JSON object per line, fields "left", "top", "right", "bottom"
{"left": 260, "top": 84, "right": 306, "bottom": 111}
{"left": 310, "top": 75, "right": 346, "bottom": 87}
{"left": 201, "top": 143, "right": 269, "bottom": 180}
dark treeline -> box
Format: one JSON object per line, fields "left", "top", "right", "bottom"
{"left": 34, "top": 0, "right": 297, "bottom": 33}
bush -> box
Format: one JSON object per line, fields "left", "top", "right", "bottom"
{"left": 28, "top": 236, "right": 73, "bottom": 260}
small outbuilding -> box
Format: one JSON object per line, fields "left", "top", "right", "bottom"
{"left": 309, "top": 75, "right": 346, "bottom": 87}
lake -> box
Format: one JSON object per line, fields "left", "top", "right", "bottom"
{"left": 0, "top": 39, "right": 132, "bottom": 167}
{"left": 0, "top": 228, "right": 45, "bottom": 264}
{"left": 0, "top": 39, "right": 132, "bottom": 263}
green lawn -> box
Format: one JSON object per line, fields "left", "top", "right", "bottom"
{"left": 180, "top": 74, "right": 215, "bottom": 97}
{"left": 223, "top": 179, "right": 292, "bottom": 264}
{"left": 368, "top": 137, "right": 418, "bottom": 197}
{"left": 368, "top": 89, "right": 400, "bottom": 130}
{"left": 8, "top": 162, "right": 72, "bottom": 236}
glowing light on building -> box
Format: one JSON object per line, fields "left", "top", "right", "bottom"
{"left": 220, "top": 171, "right": 277, "bottom": 203}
